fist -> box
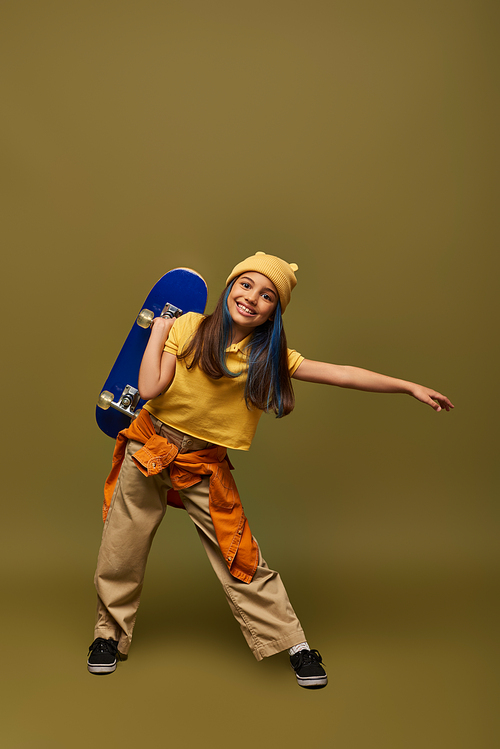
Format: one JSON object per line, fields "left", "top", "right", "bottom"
{"left": 150, "top": 315, "right": 176, "bottom": 340}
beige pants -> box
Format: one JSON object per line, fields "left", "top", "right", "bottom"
{"left": 94, "top": 420, "right": 305, "bottom": 660}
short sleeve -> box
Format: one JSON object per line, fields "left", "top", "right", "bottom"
{"left": 287, "top": 348, "right": 304, "bottom": 375}
{"left": 163, "top": 317, "right": 182, "bottom": 355}
{"left": 163, "top": 312, "right": 204, "bottom": 356}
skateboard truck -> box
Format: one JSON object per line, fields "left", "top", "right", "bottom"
{"left": 136, "top": 302, "right": 183, "bottom": 328}
{"left": 160, "top": 302, "right": 183, "bottom": 319}
{"left": 97, "top": 385, "right": 141, "bottom": 419}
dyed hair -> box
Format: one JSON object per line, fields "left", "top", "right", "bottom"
{"left": 178, "top": 280, "right": 295, "bottom": 417}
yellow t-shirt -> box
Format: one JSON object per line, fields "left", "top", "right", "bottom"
{"left": 143, "top": 312, "right": 304, "bottom": 450}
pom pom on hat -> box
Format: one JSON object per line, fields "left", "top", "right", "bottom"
{"left": 225, "top": 252, "right": 298, "bottom": 311}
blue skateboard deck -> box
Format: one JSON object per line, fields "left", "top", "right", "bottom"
{"left": 96, "top": 268, "right": 208, "bottom": 438}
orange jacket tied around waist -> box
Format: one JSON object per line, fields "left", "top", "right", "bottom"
{"left": 103, "top": 409, "right": 259, "bottom": 584}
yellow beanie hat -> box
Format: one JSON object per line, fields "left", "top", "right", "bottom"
{"left": 225, "top": 252, "right": 298, "bottom": 311}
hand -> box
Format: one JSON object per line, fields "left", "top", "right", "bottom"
{"left": 150, "top": 315, "right": 176, "bottom": 341}
{"left": 411, "top": 385, "right": 454, "bottom": 412}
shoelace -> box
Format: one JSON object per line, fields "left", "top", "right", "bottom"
{"left": 88, "top": 638, "right": 118, "bottom": 655}
{"left": 294, "top": 649, "right": 323, "bottom": 667}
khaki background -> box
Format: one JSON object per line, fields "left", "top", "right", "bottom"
{"left": 1, "top": 1, "right": 498, "bottom": 747}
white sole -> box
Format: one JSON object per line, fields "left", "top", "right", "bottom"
{"left": 87, "top": 661, "right": 117, "bottom": 675}
{"left": 296, "top": 675, "right": 328, "bottom": 688}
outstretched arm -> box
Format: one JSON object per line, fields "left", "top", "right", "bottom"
{"left": 292, "top": 359, "right": 454, "bottom": 412}
{"left": 138, "top": 317, "right": 177, "bottom": 401}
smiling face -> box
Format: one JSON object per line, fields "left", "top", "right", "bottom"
{"left": 227, "top": 271, "right": 279, "bottom": 342}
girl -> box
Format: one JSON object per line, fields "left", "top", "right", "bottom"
{"left": 88, "top": 252, "right": 453, "bottom": 688}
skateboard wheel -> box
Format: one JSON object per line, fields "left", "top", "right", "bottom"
{"left": 136, "top": 308, "right": 154, "bottom": 328}
{"left": 98, "top": 390, "right": 114, "bottom": 410}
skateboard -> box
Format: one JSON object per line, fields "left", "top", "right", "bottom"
{"left": 96, "top": 267, "right": 208, "bottom": 438}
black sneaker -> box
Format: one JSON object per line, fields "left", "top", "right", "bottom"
{"left": 87, "top": 637, "right": 119, "bottom": 675}
{"left": 290, "top": 649, "right": 328, "bottom": 689}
